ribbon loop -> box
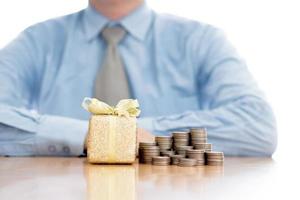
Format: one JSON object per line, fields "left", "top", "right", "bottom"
{"left": 82, "top": 97, "right": 141, "bottom": 117}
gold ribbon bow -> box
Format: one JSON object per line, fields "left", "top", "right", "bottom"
{"left": 82, "top": 97, "right": 141, "bottom": 117}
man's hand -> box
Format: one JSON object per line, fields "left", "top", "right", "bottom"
{"left": 137, "top": 128, "right": 155, "bottom": 143}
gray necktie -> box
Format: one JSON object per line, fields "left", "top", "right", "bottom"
{"left": 94, "top": 26, "right": 131, "bottom": 105}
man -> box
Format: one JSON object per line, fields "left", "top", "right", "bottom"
{"left": 0, "top": 0, "right": 277, "bottom": 157}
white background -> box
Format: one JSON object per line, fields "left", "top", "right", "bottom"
{"left": 0, "top": 0, "right": 299, "bottom": 160}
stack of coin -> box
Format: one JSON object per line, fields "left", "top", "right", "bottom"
{"left": 172, "top": 131, "right": 189, "bottom": 148}
{"left": 139, "top": 142, "right": 156, "bottom": 163}
{"left": 160, "top": 150, "right": 175, "bottom": 157}
{"left": 206, "top": 151, "right": 224, "bottom": 166}
{"left": 186, "top": 149, "right": 206, "bottom": 166}
{"left": 155, "top": 136, "right": 173, "bottom": 150}
{"left": 190, "top": 128, "right": 207, "bottom": 145}
{"left": 138, "top": 127, "right": 225, "bottom": 167}
{"left": 194, "top": 143, "right": 212, "bottom": 152}
{"left": 170, "top": 155, "right": 184, "bottom": 165}
{"left": 175, "top": 146, "right": 193, "bottom": 156}
{"left": 178, "top": 158, "right": 197, "bottom": 167}
{"left": 139, "top": 145, "right": 160, "bottom": 164}
{"left": 152, "top": 156, "right": 171, "bottom": 166}
{"left": 139, "top": 142, "right": 156, "bottom": 149}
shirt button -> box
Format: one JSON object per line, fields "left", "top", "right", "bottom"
{"left": 48, "top": 145, "right": 56, "bottom": 153}
{"left": 63, "top": 146, "right": 70, "bottom": 154}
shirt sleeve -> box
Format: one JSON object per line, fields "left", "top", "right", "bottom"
{"left": 138, "top": 26, "right": 277, "bottom": 156}
{"left": 0, "top": 27, "right": 88, "bottom": 156}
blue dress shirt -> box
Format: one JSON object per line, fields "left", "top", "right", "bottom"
{"left": 0, "top": 3, "right": 277, "bottom": 156}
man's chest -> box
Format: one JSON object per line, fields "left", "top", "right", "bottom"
{"left": 37, "top": 38, "right": 201, "bottom": 118}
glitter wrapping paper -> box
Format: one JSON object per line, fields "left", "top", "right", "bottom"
{"left": 87, "top": 115, "right": 137, "bottom": 164}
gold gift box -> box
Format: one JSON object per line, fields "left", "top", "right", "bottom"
{"left": 82, "top": 98, "right": 140, "bottom": 164}
{"left": 87, "top": 115, "right": 137, "bottom": 164}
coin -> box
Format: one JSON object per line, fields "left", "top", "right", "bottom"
{"left": 186, "top": 149, "right": 205, "bottom": 159}
{"left": 206, "top": 151, "right": 224, "bottom": 165}
{"left": 206, "top": 151, "right": 224, "bottom": 157}
{"left": 186, "top": 149, "right": 205, "bottom": 165}
{"left": 190, "top": 127, "right": 207, "bottom": 134}
{"left": 194, "top": 143, "right": 212, "bottom": 152}
{"left": 161, "top": 150, "right": 175, "bottom": 157}
{"left": 170, "top": 155, "right": 184, "bottom": 165}
{"left": 141, "top": 145, "right": 160, "bottom": 150}
{"left": 155, "top": 136, "right": 172, "bottom": 141}
{"left": 186, "top": 149, "right": 205, "bottom": 153}
{"left": 175, "top": 146, "right": 193, "bottom": 156}
{"left": 139, "top": 142, "right": 157, "bottom": 147}
{"left": 152, "top": 156, "right": 171, "bottom": 166}
{"left": 178, "top": 158, "right": 197, "bottom": 167}
{"left": 152, "top": 156, "right": 171, "bottom": 161}
{"left": 190, "top": 128, "right": 208, "bottom": 146}
{"left": 139, "top": 144, "right": 160, "bottom": 163}
{"left": 173, "top": 131, "right": 190, "bottom": 148}
{"left": 155, "top": 136, "right": 173, "bottom": 150}
{"left": 196, "top": 159, "right": 206, "bottom": 166}
{"left": 206, "top": 160, "right": 224, "bottom": 166}
{"left": 172, "top": 131, "right": 189, "bottom": 137}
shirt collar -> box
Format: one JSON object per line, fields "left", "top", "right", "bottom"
{"left": 83, "top": 2, "right": 153, "bottom": 41}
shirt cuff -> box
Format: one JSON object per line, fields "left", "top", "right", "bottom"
{"left": 36, "top": 115, "right": 88, "bottom": 156}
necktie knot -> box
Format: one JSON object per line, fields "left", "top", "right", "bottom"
{"left": 102, "top": 27, "right": 126, "bottom": 45}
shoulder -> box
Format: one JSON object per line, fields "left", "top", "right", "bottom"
{"left": 153, "top": 12, "right": 226, "bottom": 56}
{"left": 153, "top": 12, "right": 224, "bottom": 48}
{"left": 154, "top": 12, "right": 213, "bottom": 39}
{"left": 22, "top": 9, "right": 84, "bottom": 44}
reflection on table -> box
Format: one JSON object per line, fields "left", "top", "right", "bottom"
{"left": 0, "top": 157, "right": 284, "bottom": 200}
{"left": 85, "top": 164, "right": 136, "bottom": 200}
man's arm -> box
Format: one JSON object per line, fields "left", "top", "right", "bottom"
{"left": 0, "top": 27, "right": 88, "bottom": 156}
{"left": 138, "top": 26, "right": 277, "bottom": 156}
